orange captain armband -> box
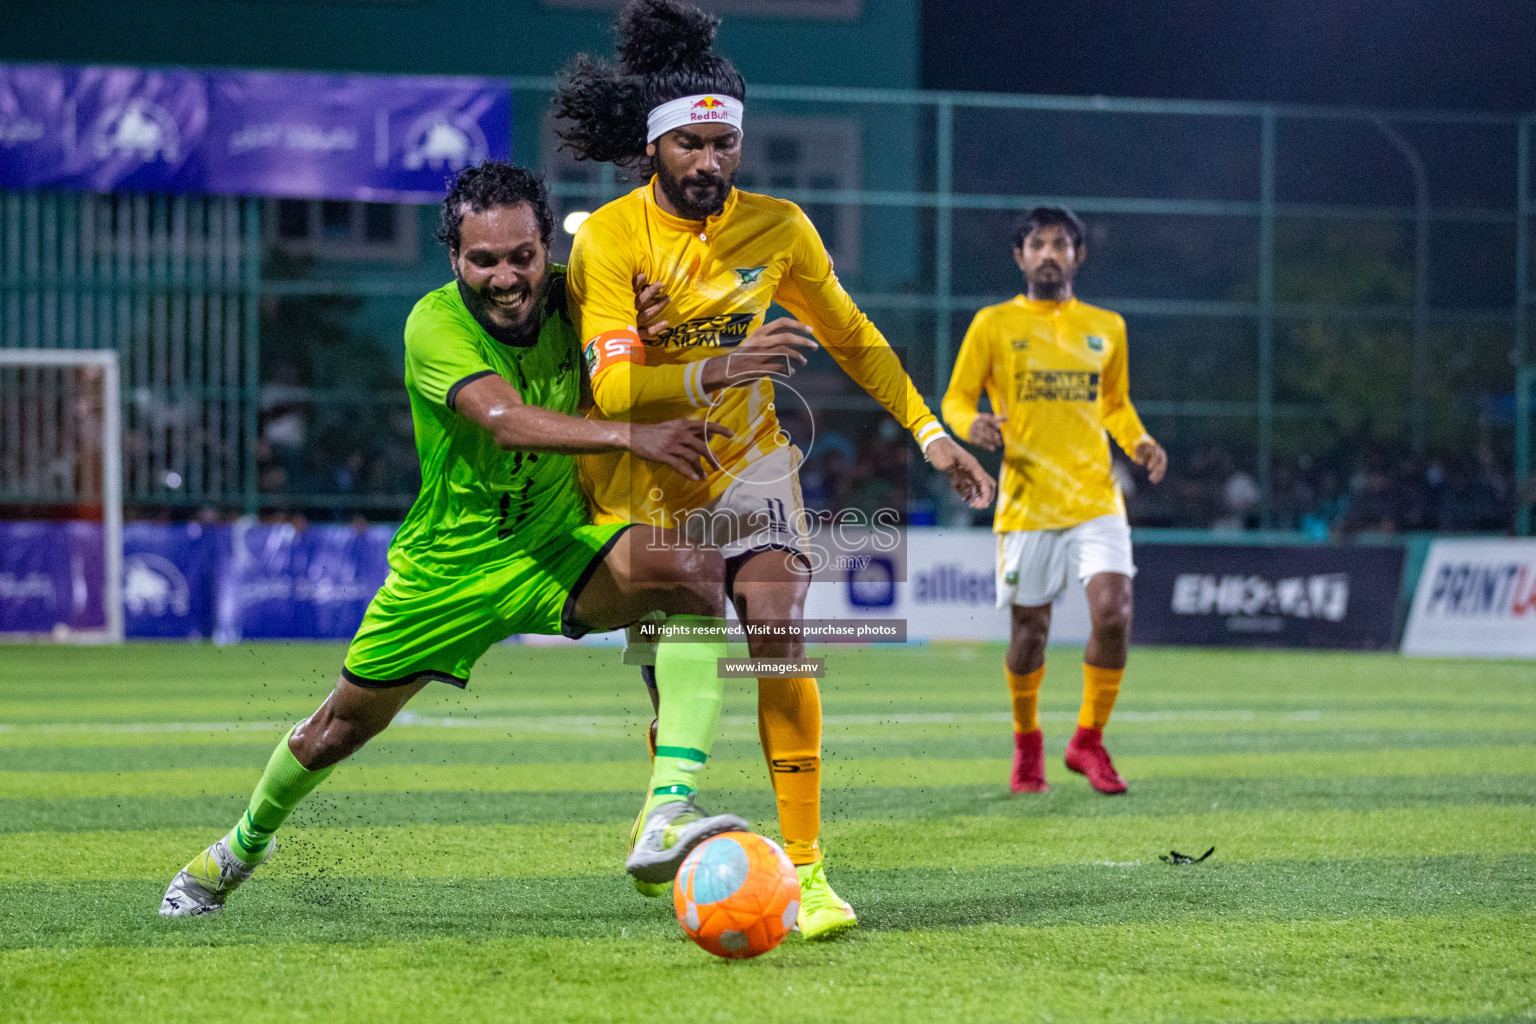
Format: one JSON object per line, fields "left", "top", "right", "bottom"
{"left": 584, "top": 328, "right": 644, "bottom": 378}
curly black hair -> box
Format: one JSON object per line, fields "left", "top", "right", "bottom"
{"left": 1011, "top": 206, "right": 1087, "bottom": 251}
{"left": 552, "top": 0, "right": 746, "bottom": 170}
{"left": 436, "top": 160, "right": 554, "bottom": 254}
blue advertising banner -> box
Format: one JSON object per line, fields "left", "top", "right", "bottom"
{"left": 215, "top": 522, "right": 394, "bottom": 642}
{"left": 0, "top": 521, "right": 106, "bottom": 635}
{"left": 0, "top": 63, "right": 509, "bottom": 202}
{"left": 1133, "top": 543, "right": 1405, "bottom": 649}
{"left": 123, "top": 522, "right": 217, "bottom": 640}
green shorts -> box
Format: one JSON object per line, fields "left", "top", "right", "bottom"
{"left": 342, "top": 522, "right": 632, "bottom": 689}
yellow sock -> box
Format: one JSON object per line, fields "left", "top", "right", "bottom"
{"left": 1005, "top": 665, "right": 1045, "bottom": 734}
{"left": 757, "top": 675, "right": 822, "bottom": 866}
{"left": 1078, "top": 664, "right": 1124, "bottom": 730}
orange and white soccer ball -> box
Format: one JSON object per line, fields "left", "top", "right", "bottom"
{"left": 673, "top": 831, "right": 801, "bottom": 959}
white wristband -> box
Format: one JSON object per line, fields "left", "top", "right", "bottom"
{"left": 682, "top": 360, "right": 708, "bottom": 407}
{"left": 918, "top": 427, "right": 949, "bottom": 454}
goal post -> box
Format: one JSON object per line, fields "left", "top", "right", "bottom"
{"left": 0, "top": 349, "right": 123, "bottom": 643}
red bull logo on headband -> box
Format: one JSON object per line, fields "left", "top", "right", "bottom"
{"left": 690, "top": 96, "right": 730, "bottom": 123}
{"left": 648, "top": 93, "right": 743, "bottom": 142}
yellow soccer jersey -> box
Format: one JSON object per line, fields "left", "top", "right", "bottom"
{"left": 942, "top": 296, "right": 1152, "bottom": 532}
{"left": 568, "top": 180, "right": 944, "bottom": 527}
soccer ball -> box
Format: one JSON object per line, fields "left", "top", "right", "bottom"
{"left": 673, "top": 831, "right": 801, "bottom": 959}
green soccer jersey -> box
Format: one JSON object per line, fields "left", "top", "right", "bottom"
{"left": 391, "top": 268, "right": 590, "bottom": 578}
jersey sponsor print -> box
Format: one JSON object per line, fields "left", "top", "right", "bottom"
{"left": 942, "top": 296, "right": 1151, "bottom": 532}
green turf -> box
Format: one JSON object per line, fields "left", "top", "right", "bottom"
{"left": 0, "top": 642, "right": 1531, "bottom": 1023}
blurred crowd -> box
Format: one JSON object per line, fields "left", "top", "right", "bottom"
{"left": 1128, "top": 443, "right": 1519, "bottom": 536}
{"left": 905, "top": 439, "right": 1522, "bottom": 536}
{"left": 208, "top": 369, "right": 1536, "bottom": 537}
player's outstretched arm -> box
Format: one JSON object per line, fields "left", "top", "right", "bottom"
{"left": 924, "top": 435, "right": 996, "bottom": 510}
{"left": 1099, "top": 316, "right": 1166, "bottom": 485}
{"left": 454, "top": 372, "right": 729, "bottom": 480}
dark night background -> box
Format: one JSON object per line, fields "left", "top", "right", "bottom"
{"left": 922, "top": 0, "right": 1536, "bottom": 111}
{"left": 920, "top": 0, "right": 1533, "bottom": 532}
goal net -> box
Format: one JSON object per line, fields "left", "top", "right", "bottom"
{"left": 0, "top": 349, "right": 123, "bottom": 642}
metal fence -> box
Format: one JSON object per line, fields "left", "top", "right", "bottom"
{"left": 2, "top": 81, "right": 1532, "bottom": 531}
{"left": 0, "top": 192, "right": 260, "bottom": 508}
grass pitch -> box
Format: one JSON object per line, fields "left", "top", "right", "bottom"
{"left": 1, "top": 642, "right": 1531, "bottom": 1023}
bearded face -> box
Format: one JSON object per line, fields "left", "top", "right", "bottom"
{"left": 451, "top": 202, "right": 550, "bottom": 347}
{"left": 651, "top": 124, "right": 742, "bottom": 221}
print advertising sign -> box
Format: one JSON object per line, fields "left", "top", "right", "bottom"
{"left": 1401, "top": 539, "right": 1536, "bottom": 658}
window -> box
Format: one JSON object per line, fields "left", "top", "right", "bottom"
{"left": 737, "top": 116, "right": 862, "bottom": 274}
{"left": 264, "top": 200, "right": 419, "bottom": 263}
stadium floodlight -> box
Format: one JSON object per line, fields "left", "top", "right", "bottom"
{"left": 0, "top": 349, "right": 123, "bottom": 643}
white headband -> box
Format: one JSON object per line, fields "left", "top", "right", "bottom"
{"left": 646, "top": 94, "right": 744, "bottom": 144}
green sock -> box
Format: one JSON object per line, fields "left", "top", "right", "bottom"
{"left": 225, "top": 727, "right": 335, "bottom": 865}
{"left": 645, "top": 615, "right": 727, "bottom": 814}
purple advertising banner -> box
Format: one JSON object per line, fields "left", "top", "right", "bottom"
{"left": 123, "top": 522, "right": 218, "bottom": 640}
{"left": 0, "top": 63, "right": 509, "bottom": 202}
{"left": 0, "top": 521, "right": 107, "bottom": 635}
{"left": 0, "top": 64, "right": 206, "bottom": 193}
{"left": 215, "top": 521, "right": 394, "bottom": 642}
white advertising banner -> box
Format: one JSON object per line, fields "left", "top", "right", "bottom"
{"left": 801, "top": 526, "right": 1090, "bottom": 644}
{"left": 535, "top": 527, "right": 1091, "bottom": 648}
{"left": 1401, "top": 538, "right": 1536, "bottom": 658}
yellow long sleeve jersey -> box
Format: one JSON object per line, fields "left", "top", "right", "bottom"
{"left": 942, "top": 296, "right": 1153, "bottom": 532}
{"left": 568, "top": 181, "right": 944, "bottom": 527}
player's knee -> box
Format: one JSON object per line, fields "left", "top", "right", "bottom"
{"left": 1090, "top": 593, "right": 1133, "bottom": 639}
{"left": 659, "top": 546, "right": 726, "bottom": 618}
{"left": 1010, "top": 606, "right": 1051, "bottom": 641}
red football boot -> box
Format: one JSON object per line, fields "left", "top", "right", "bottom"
{"left": 1010, "top": 728, "right": 1048, "bottom": 793}
{"left": 1064, "top": 726, "right": 1127, "bottom": 794}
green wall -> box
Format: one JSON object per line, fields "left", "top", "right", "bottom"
{"left": 1, "top": 0, "right": 925, "bottom": 433}
{"left": 0, "top": 0, "right": 917, "bottom": 88}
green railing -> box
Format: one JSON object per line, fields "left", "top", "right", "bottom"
{"left": 2, "top": 84, "right": 1532, "bottom": 528}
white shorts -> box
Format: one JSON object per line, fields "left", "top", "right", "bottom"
{"left": 995, "top": 514, "right": 1136, "bottom": 608}
{"left": 624, "top": 445, "right": 808, "bottom": 666}
{"left": 679, "top": 444, "right": 809, "bottom": 564}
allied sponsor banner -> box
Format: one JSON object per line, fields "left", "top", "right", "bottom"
{"left": 0, "top": 63, "right": 509, "bottom": 202}
{"left": 215, "top": 522, "right": 394, "bottom": 642}
{"left": 122, "top": 522, "right": 217, "bottom": 640}
{"left": 1133, "top": 544, "right": 1404, "bottom": 649}
{"left": 1401, "top": 539, "right": 1536, "bottom": 658}
{"left": 801, "top": 527, "right": 1090, "bottom": 643}
{"left": 0, "top": 521, "right": 106, "bottom": 635}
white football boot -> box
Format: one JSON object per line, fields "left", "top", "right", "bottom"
{"left": 626, "top": 799, "right": 748, "bottom": 885}
{"left": 159, "top": 835, "right": 272, "bottom": 917}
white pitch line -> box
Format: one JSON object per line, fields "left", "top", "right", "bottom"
{"left": 0, "top": 708, "right": 1323, "bottom": 736}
